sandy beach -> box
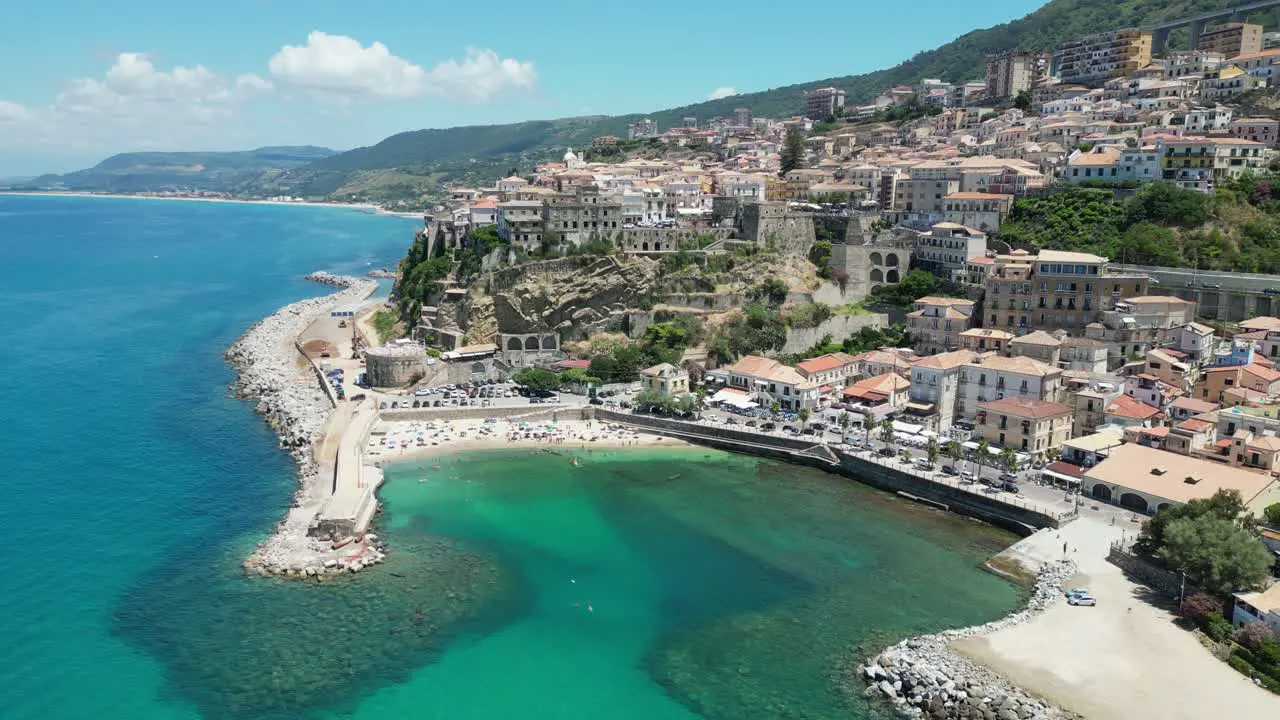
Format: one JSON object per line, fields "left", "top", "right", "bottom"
{"left": 952, "top": 516, "right": 1280, "bottom": 719}
{"left": 367, "top": 417, "right": 681, "bottom": 464}
{"left": 0, "top": 191, "right": 424, "bottom": 218}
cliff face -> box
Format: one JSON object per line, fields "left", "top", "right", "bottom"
{"left": 491, "top": 256, "right": 660, "bottom": 337}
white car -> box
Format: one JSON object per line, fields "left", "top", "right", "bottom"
{"left": 1067, "top": 594, "right": 1097, "bottom": 606}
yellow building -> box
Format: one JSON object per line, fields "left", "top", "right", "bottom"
{"left": 976, "top": 396, "right": 1074, "bottom": 456}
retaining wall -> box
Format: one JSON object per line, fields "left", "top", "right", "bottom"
{"left": 1107, "top": 544, "right": 1204, "bottom": 600}
{"left": 296, "top": 340, "right": 339, "bottom": 408}
{"left": 592, "top": 409, "right": 1065, "bottom": 534}
{"left": 781, "top": 313, "right": 888, "bottom": 354}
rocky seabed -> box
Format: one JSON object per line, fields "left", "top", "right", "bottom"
{"left": 858, "top": 560, "right": 1080, "bottom": 720}
{"left": 226, "top": 271, "right": 381, "bottom": 579}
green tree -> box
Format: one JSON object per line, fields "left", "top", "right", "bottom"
{"left": 999, "top": 446, "right": 1019, "bottom": 473}
{"left": 512, "top": 367, "right": 562, "bottom": 392}
{"left": 1013, "top": 90, "right": 1032, "bottom": 113}
{"left": 1157, "top": 515, "right": 1274, "bottom": 596}
{"left": 559, "top": 367, "right": 601, "bottom": 388}
{"left": 770, "top": 401, "right": 782, "bottom": 421}
{"left": 749, "top": 278, "right": 790, "bottom": 306}
{"left": 1136, "top": 489, "right": 1252, "bottom": 556}
{"left": 779, "top": 125, "right": 805, "bottom": 176}
{"left": 1263, "top": 503, "right": 1280, "bottom": 529}
{"left": 839, "top": 412, "right": 852, "bottom": 437}
{"left": 974, "top": 439, "right": 990, "bottom": 477}
{"left": 862, "top": 411, "right": 877, "bottom": 445}
{"left": 798, "top": 407, "right": 811, "bottom": 430}
{"left": 880, "top": 417, "right": 896, "bottom": 448}
{"left": 927, "top": 437, "right": 940, "bottom": 467}
{"left": 946, "top": 440, "right": 964, "bottom": 469}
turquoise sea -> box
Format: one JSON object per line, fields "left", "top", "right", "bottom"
{"left": 0, "top": 194, "right": 1021, "bottom": 720}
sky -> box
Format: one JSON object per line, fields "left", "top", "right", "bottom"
{"left": 0, "top": 0, "right": 1045, "bottom": 176}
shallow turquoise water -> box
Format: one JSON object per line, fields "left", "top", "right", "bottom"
{"left": 0, "top": 196, "right": 1021, "bottom": 720}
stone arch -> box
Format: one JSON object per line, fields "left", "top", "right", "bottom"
{"left": 524, "top": 337, "right": 540, "bottom": 350}
{"left": 870, "top": 251, "right": 883, "bottom": 266}
{"left": 1091, "top": 483, "right": 1112, "bottom": 502}
{"left": 542, "top": 335, "right": 557, "bottom": 350}
{"left": 471, "top": 362, "right": 487, "bottom": 374}
{"left": 1155, "top": 502, "right": 1172, "bottom": 512}
{"left": 1119, "top": 492, "right": 1149, "bottom": 513}
{"left": 885, "top": 253, "right": 900, "bottom": 267}
{"left": 870, "top": 268, "right": 884, "bottom": 283}
{"left": 886, "top": 269, "right": 900, "bottom": 284}
{"left": 642, "top": 241, "right": 650, "bottom": 251}
{"left": 506, "top": 337, "right": 522, "bottom": 351}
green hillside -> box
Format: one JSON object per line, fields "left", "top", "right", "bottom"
{"left": 288, "top": 0, "right": 1279, "bottom": 196}
{"left": 31, "top": 146, "right": 336, "bottom": 193}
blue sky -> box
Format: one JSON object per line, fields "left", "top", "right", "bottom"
{"left": 0, "top": 0, "right": 1044, "bottom": 175}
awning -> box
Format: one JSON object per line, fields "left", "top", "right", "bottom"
{"left": 710, "top": 389, "right": 757, "bottom": 409}
{"left": 892, "top": 420, "right": 924, "bottom": 435}
{"left": 1041, "top": 468, "right": 1082, "bottom": 485}
{"left": 904, "top": 401, "right": 935, "bottom": 413}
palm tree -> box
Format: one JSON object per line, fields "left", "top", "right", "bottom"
{"left": 999, "top": 447, "right": 1019, "bottom": 475}
{"left": 926, "top": 437, "right": 940, "bottom": 467}
{"left": 946, "top": 440, "right": 964, "bottom": 473}
{"left": 862, "top": 411, "right": 876, "bottom": 446}
{"left": 880, "top": 417, "right": 896, "bottom": 449}
{"left": 798, "top": 407, "right": 811, "bottom": 431}
{"left": 770, "top": 401, "right": 782, "bottom": 422}
{"left": 838, "top": 412, "right": 851, "bottom": 441}
{"left": 975, "top": 438, "right": 990, "bottom": 479}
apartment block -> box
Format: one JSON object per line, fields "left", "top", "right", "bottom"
{"left": 957, "top": 354, "right": 1063, "bottom": 420}
{"left": 805, "top": 87, "right": 846, "bottom": 121}
{"left": 977, "top": 396, "right": 1074, "bottom": 455}
{"left": 912, "top": 223, "right": 988, "bottom": 283}
{"left": 1161, "top": 137, "right": 1269, "bottom": 193}
{"left": 986, "top": 51, "right": 1050, "bottom": 100}
{"left": 906, "top": 296, "right": 977, "bottom": 354}
{"left": 983, "top": 250, "right": 1148, "bottom": 335}
{"left": 907, "top": 349, "right": 979, "bottom": 431}
{"left": 1055, "top": 29, "right": 1153, "bottom": 87}
{"left": 1197, "top": 22, "right": 1264, "bottom": 59}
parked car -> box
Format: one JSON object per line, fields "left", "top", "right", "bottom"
{"left": 999, "top": 472, "right": 1019, "bottom": 483}
{"left": 1067, "top": 594, "right": 1097, "bottom": 606}
{"left": 350, "top": 393, "right": 366, "bottom": 402}
{"left": 941, "top": 465, "right": 957, "bottom": 475}
{"left": 589, "top": 397, "right": 604, "bottom": 405}
{"left": 761, "top": 422, "right": 777, "bottom": 431}
{"left": 1002, "top": 481, "right": 1020, "bottom": 493}
{"left": 915, "top": 459, "right": 935, "bottom": 470}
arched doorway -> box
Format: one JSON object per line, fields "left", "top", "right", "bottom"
{"left": 542, "top": 335, "right": 557, "bottom": 350}
{"left": 870, "top": 252, "right": 883, "bottom": 266}
{"left": 1091, "top": 484, "right": 1112, "bottom": 502}
{"left": 870, "top": 268, "right": 884, "bottom": 283}
{"left": 506, "top": 337, "right": 521, "bottom": 352}
{"left": 1119, "top": 492, "right": 1148, "bottom": 513}
{"left": 524, "top": 337, "right": 539, "bottom": 351}
{"left": 885, "top": 253, "right": 899, "bottom": 266}
{"left": 886, "top": 269, "right": 900, "bottom": 283}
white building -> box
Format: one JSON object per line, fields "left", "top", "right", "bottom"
{"left": 956, "top": 355, "right": 1063, "bottom": 420}
{"left": 1184, "top": 106, "right": 1234, "bottom": 134}
{"left": 907, "top": 349, "right": 979, "bottom": 431}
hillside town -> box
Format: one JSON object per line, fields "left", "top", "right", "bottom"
{"left": 339, "top": 10, "right": 1280, "bottom": 704}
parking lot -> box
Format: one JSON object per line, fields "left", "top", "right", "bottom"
{"left": 370, "top": 380, "right": 590, "bottom": 411}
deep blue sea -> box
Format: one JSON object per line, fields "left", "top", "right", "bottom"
{"left": 0, "top": 195, "right": 418, "bottom": 719}
{"left": 0, "top": 194, "right": 1020, "bottom": 720}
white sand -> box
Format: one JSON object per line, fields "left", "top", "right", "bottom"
{"left": 367, "top": 417, "right": 678, "bottom": 462}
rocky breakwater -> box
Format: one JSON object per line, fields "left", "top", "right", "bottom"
{"left": 226, "top": 271, "right": 380, "bottom": 579}
{"left": 856, "top": 560, "right": 1079, "bottom": 720}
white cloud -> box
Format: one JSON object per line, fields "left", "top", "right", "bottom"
{"left": 0, "top": 53, "right": 269, "bottom": 154}
{"left": 268, "top": 32, "right": 537, "bottom": 102}
{"left": 708, "top": 87, "right": 738, "bottom": 100}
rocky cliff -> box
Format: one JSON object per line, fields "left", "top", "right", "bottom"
{"left": 491, "top": 256, "right": 660, "bottom": 337}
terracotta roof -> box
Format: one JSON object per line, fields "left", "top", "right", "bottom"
{"left": 967, "top": 256, "right": 995, "bottom": 265}
{"left": 1124, "top": 296, "right": 1192, "bottom": 305}
{"left": 641, "top": 362, "right": 681, "bottom": 377}
{"left": 1239, "top": 316, "right": 1280, "bottom": 331}
{"left": 725, "top": 355, "right": 780, "bottom": 377}
{"left": 915, "top": 296, "right": 975, "bottom": 307}
{"left": 1045, "top": 461, "right": 1084, "bottom": 478}
{"left": 960, "top": 327, "right": 1012, "bottom": 339}
{"left": 1176, "top": 417, "right": 1215, "bottom": 433}
{"left": 1245, "top": 363, "right": 1280, "bottom": 384}
{"left": 1172, "top": 397, "right": 1219, "bottom": 414}
{"left": 1105, "top": 394, "right": 1161, "bottom": 420}
{"left": 849, "top": 372, "right": 910, "bottom": 394}
{"left": 797, "top": 352, "right": 856, "bottom": 375}
{"left": 979, "top": 396, "right": 1073, "bottom": 419}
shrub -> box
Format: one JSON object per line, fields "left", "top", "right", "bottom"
{"left": 1204, "top": 612, "right": 1234, "bottom": 643}
{"left": 1180, "top": 593, "right": 1222, "bottom": 625}
{"left": 1235, "top": 622, "right": 1277, "bottom": 651}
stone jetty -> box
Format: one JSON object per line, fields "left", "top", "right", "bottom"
{"left": 857, "top": 560, "right": 1079, "bottom": 720}
{"left": 226, "top": 271, "right": 382, "bottom": 579}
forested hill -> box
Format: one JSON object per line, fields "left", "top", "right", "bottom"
{"left": 30, "top": 146, "right": 336, "bottom": 193}
{"left": 303, "top": 0, "right": 1279, "bottom": 181}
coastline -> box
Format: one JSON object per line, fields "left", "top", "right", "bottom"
{"left": 0, "top": 190, "right": 425, "bottom": 219}
{"left": 225, "top": 271, "right": 381, "bottom": 578}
